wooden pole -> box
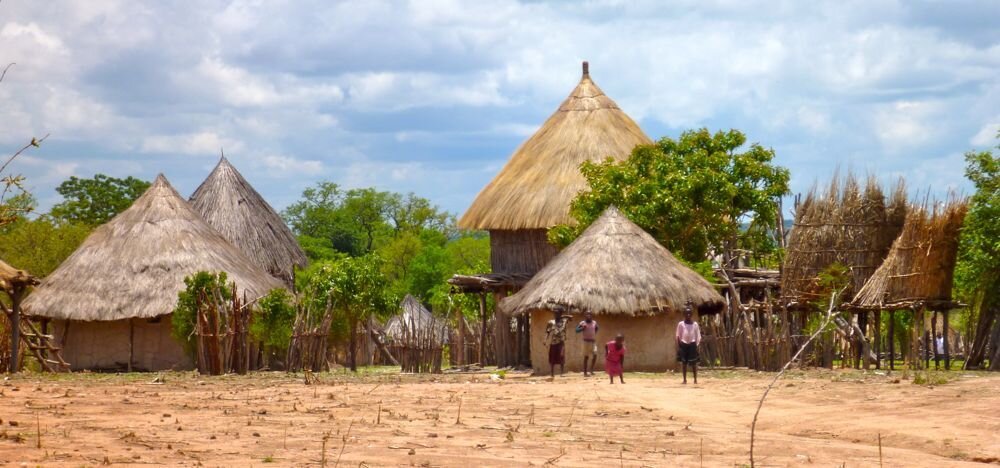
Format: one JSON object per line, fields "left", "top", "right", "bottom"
{"left": 887, "top": 310, "right": 895, "bottom": 371}
{"left": 8, "top": 290, "right": 22, "bottom": 373}
{"left": 931, "top": 310, "right": 939, "bottom": 369}
{"left": 128, "top": 318, "right": 134, "bottom": 372}
{"left": 943, "top": 310, "right": 951, "bottom": 370}
{"left": 478, "top": 293, "right": 486, "bottom": 365}
{"left": 874, "top": 310, "right": 882, "bottom": 370}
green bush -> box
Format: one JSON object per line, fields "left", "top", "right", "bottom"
{"left": 252, "top": 288, "right": 296, "bottom": 366}
{"left": 171, "top": 271, "right": 231, "bottom": 357}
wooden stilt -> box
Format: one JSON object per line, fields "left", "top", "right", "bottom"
{"left": 8, "top": 291, "right": 21, "bottom": 373}
{"left": 931, "top": 310, "right": 939, "bottom": 369}
{"left": 943, "top": 310, "right": 951, "bottom": 370}
{"left": 874, "top": 310, "right": 882, "bottom": 369}
{"left": 478, "top": 293, "right": 486, "bottom": 365}
{"left": 887, "top": 310, "right": 894, "bottom": 371}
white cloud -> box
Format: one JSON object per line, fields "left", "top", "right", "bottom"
{"left": 140, "top": 132, "right": 245, "bottom": 156}
{"left": 970, "top": 120, "right": 999, "bottom": 147}
{"left": 258, "top": 155, "right": 324, "bottom": 176}
{"left": 872, "top": 101, "right": 942, "bottom": 151}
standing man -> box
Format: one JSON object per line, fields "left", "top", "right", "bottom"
{"left": 576, "top": 311, "right": 599, "bottom": 376}
{"left": 675, "top": 302, "right": 701, "bottom": 385}
{"left": 544, "top": 307, "right": 569, "bottom": 379}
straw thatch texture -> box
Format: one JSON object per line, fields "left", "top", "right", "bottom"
{"left": 384, "top": 295, "right": 448, "bottom": 343}
{"left": 189, "top": 157, "right": 307, "bottom": 285}
{"left": 23, "top": 175, "right": 284, "bottom": 321}
{"left": 781, "top": 175, "right": 907, "bottom": 304}
{"left": 458, "top": 62, "right": 652, "bottom": 230}
{"left": 501, "top": 207, "right": 725, "bottom": 316}
{"left": 851, "top": 199, "right": 967, "bottom": 309}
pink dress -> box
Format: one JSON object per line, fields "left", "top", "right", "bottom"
{"left": 605, "top": 341, "right": 626, "bottom": 376}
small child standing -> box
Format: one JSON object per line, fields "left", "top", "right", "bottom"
{"left": 605, "top": 334, "right": 626, "bottom": 384}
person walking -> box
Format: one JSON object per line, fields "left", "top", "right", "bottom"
{"left": 576, "top": 311, "right": 599, "bottom": 376}
{"left": 675, "top": 303, "right": 701, "bottom": 385}
{"left": 605, "top": 334, "right": 626, "bottom": 384}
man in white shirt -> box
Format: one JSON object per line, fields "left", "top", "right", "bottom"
{"left": 675, "top": 303, "right": 701, "bottom": 385}
{"left": 934, "top": 332, "right": 945, "bottom": 369}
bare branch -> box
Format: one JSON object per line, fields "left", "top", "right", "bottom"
{"left": 0, "top": 62, "right": 13, "bottom": 83}
{"left": 0, "top": 133, "right": 49, "bottom": 176}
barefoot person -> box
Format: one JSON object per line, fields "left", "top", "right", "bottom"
{"left": 605, "top": 334, "right": 626, "bottom": 384}
{"left": 575, "top": 311, "right": 599, "bottom": 376}
{"left": 544, "top": 307, "right": 569, "bottom": 379}
{"left": 675, "top": 303, "right": 701, "bottom": 384}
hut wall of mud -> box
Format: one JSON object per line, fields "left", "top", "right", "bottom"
{"left": 529, "top": 310, "right": 686, "bottom": 374}
{"left": 782, "top": 175, "right": 906, "bottom": 307}
{"left": 50, "top": 317, "right": 192, "bottom": 371}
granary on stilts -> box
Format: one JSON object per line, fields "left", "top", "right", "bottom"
{"left": 501, "top": 207, "right": 725, "bottom": 373}
{"left": 0, "top": 259, "right": 50, "bottom": 372}
{"left": 189, "top": 156, "right": 308, "bottom": 287}
{"left": 23, "top": 175, "right": 283, "bottom": 371}
{"left": 849, "top": 198, "right": 968, "bottom": 370}
{"left": 451, "top": 61, "right": 652, "bottom": 367}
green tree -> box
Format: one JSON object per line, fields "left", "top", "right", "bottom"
{"left": 251, "top": 288, "right": 296, "bottom": 367}
{"left": 171, "top": 271, "right": 232, "bottom": 357}
{"left": 549, "top": 128, "right": 791, "bottom": 264}
{"left": 50, "top": 174, "right": 150, "bottom": 225}
{"left": 0, "top": 216, "right": 91, "bottom": 277}
{"left": 955, "top": 134, "right": 999, "bottom": 368}
{"left": 306, "top": 254, "right": 395, "bottom": 371}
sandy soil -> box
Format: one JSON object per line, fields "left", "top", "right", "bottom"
{"left": 0, "top": 368, "right": 997, "bottom": 467}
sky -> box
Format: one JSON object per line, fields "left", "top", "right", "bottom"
{"left": 2, "top": 0, "right": 998, "bottom": 220}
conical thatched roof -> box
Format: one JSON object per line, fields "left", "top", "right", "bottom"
{"left": 189, "top": 156, "right": 307, "bottom": 285}
{"left": 24, "top": 175, "right": 284, "bottom": 321}
{"left": 459, "top": 62, "right": 652, "bottom": 230}
{"left": 501, "top": 207, "right": 725, "bottom": 316}
{"left": 383, "top": 295, "right": 447, "bottom": 342}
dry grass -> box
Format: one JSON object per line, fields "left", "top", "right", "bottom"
{"left": 851, "top": 197, "right": 967, "bottom": 309}
{"left": 458, "top": 62, "right": 652, "bottom": 230}
{"left": 781, "top": 174, "right": 907, "bottom": 305}
{"left": 189, "top": 157, "right": 307, "bottom": 286}
{"left": 23, "top": 175, "right": 283, "bottom": 321}
{"left": 502, "top": 206, "right": 725, "bottom": 317}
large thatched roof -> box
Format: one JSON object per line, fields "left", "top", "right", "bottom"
{"left": 501, "top": 207, "right": 725, "bottom": 316}
{"left": 24, "top": 175, "right": 283, "bottom": 321}
{"left": 189, "top": 156, "right": 307, "bottom": 284}
{"left": 458, "top": 62, "right": 652, "bottom": 231}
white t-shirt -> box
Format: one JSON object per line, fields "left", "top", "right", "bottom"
{"left": 935, "top": 337, "right": 945, "bottom": 354}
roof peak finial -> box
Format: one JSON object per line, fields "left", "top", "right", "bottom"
{"left": 582, "top": 61, "right": 589, "bottom": 77}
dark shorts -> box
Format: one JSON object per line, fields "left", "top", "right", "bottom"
{"left": 548, "top": 342, "right": 565, "bottom": 365}
{"left": 678, "top": 342, "right": 699, "bottom": 363}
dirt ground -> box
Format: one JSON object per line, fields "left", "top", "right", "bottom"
{"left": 0, "top": 368, "right": 997, "bottom": 467}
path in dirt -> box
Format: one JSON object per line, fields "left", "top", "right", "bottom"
{"left": 0, "top": 369, "right": 996, "bottom": 467}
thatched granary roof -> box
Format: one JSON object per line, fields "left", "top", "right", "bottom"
{"left": 850, "top": 199, "right": 967, "bottom": 310}
{"left": 383, "top": 295, "right": 448, "bottom": 343}
{"left": 23, "top": 175, "right": 284, "bottom": 321}
{"left": 458, "top": 62, "right": 652, "bottom": 231}
{"left": 189, "top": 156, "right": 307, "bottom": 284}
{"left": 0, "top": 259, "right": 37, "bottom": 294}
{"left": 501, "top": 207, "right": 725, "bottom": 316}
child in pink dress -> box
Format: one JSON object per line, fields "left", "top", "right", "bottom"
{"left": 605, "top": 334, "right": 626, "bottom": 384}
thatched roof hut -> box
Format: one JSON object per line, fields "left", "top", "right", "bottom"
{"left": 459, "top": 62, "right": 652, "bottom": 232}
{"left": 23, "top": 175, "right": 283, "bottom": 371}
{"left": 189, "top": 156, "right": 307, "bottom": 286}
{"left": 781, "top": 174, "right": 907, "bottom": 306}
{"left": 502, "top": 206, "right": 724, "bottom": 316}
{"left": 502, "top": 207, "right": 725, "bottom": 373}
{"left": 384, "top": 295, "right": 448, "bottom": 344}
{"left": 851, "top": 199, "right": 967, "bottom": 310}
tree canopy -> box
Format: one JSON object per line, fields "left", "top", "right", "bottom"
{"left": 50, "top": 174, "right": 150, "bottom": 226}
{"left": 549, "top": 128, "right": 790, "bottom": 264}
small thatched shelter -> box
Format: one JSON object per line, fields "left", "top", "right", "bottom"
{"left": 383, "top": 295, "right": 448, "bottom": 373}
{"left": 851, "top": 199, "right": 967, "bottom": 310}
{"left": 502, "top": 207, "right": 725, "bottom": 373}
{"left": 189, "top": 156, "right": 307, "bottom": 286}
{"left": 24, "top": 175, "right": 283, "bottom": 371}
{"left": 781, "top": 174, "right": 907, "bottom": 307}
